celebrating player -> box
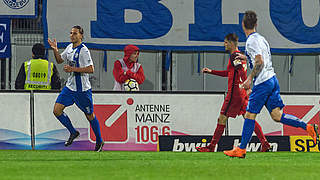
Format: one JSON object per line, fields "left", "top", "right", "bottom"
{"left": 48, "top": 25, "right": 104, "bottom": 152}
{"left": 196, "top": 33, "right": 271, "bottom": 152}
{"left": 224, "top": 11, "right": 319, "bottom": 158}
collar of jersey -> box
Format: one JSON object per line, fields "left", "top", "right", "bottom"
{"left": 72, "top": 43, "right": 83, "bottom": 50}
{"left": 247, "top": 32, "right": 257, "bottom": 40}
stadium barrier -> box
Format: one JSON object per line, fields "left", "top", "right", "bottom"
{"left": 158, "top": 136, "right": 291, "bottom": 152}
{"left": 0, "top": 91, "right": 319, "bottom": 151}
{"left": 158, "top": 135, "right": 320, "bottom": 152}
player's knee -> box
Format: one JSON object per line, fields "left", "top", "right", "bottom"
{"left": 53, "top": 109, "right": 62, "bottom": 117}
{"left": 53, "top": 103, "right": 65, "bottom": 117}
{"left": 218, "top": 119, "right": 226, "bottom": 125}
{"left": 85, "top": 113, "right": 95, "bottom": 121}
{"left": 270, "top": 108, "right": 282, "bottom": 122}
{"left": 244, "top": 112, "right": 256, "bottom": 119}
{"left": 218, "top": 115, "right": 227, "bottom": 125}
{"left": 270, "top": 112, "right": 281, "bottom": 122}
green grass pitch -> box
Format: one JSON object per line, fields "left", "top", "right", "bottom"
{"left": 0, "top": 150, "right": 319, "bottom": 180}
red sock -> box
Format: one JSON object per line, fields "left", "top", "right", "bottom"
{"left": 210, "top": 124, "right": 226, "bottom": 147}
{"left": 254, "top": 121, "right": 268, "bottom": 144}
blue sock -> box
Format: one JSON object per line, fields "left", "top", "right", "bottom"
{"left": 280, "top": 113, "right": 307, "bottom": 130}
{"left": 89, "top": 117, "right": 103, "bottom": 144}
{"left": 56, "top": 112, "right": 77, "bottom": 134}
{"left": 239, "top": 118, "right": 256, "bottom": 149}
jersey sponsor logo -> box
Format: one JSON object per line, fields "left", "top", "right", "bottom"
{"left": 233, "top": 59, "right": 242, "bottom": 66}
{"left": 74, "top": 52, "right": 79, "bottom": 59}
{"left": 3, "top": 0, "right": 29, "bottom": 9}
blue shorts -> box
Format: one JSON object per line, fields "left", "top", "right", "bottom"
{"left": 56, "top": 87, "right": 94, "bottom": 114}
{"left": 246, "top": 76, "right": 285, "bottom": 114}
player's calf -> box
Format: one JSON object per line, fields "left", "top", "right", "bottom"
{"left": 260, "top": 142, "right": 272, "bottom": 152}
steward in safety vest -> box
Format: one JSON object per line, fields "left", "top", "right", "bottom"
{"left": 15, "top": 43, "right": 61, "bottom": 90}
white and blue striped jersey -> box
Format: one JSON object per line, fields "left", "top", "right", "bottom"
{"left": 245, "top": 33, "right": 275, "bottom": 86}
{"left": 60, "top": 43, "right": 93, "bottom": 92}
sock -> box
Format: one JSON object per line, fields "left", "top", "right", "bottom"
{"left": 239, "top": 118, "right": 255, "bottom": 149}
{"left": 56, "top": 112, "right": 77, "bottom": 134}
{"left": 89, "top": 116, "right": 103, "bottom": 144}
{"left": 210, "top": 124, "right": 225, "bottom": 147}
{"left": 280, "top": 113, "right": 307, "bottom": 130}
{"left": 254, "top": 121, "right": 268, "bottom": 144}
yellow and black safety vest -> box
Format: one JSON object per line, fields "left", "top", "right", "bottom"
{"left": 24, "top": 59, "right": 53, "bottom": 90}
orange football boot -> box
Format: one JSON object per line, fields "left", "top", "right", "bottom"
{"left": 306, "top": 124, "right": 319, "bottom": 145}
{"left": 224, "top": 147, "right": 246, "bottom": 158}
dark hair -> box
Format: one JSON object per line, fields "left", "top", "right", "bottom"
{"left": 225, "top": 33, "right": 239, "bottom": 47}
{"left": 243, "top": 10, "right": 257, "bottom": 29}
{"left": 225, "top": 33, "right": 239, "bottom": 43}
{"left": 72, "top": 25, "right": 84, "bottom": 35}
{"left": 32, "top": 43, "right": 45, "bottom": 59}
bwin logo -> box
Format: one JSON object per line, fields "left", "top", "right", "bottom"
{"left": 233, "top": 139, "right": 278, "bottom": 152}
{"left": 172, "top": 139, "right": 212, "bottom": 152}
{"left": 3, "top": 0, "right": 29, "bottom": 10}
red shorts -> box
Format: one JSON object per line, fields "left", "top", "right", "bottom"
{"left": 220, "top": 95, "right": 248, "bottom": 118}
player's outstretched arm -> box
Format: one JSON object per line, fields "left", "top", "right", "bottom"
{"left": 203, "top": 67, "right": 228, "bottom": 77}
{"left": 48, "top": 38, "right": 64, "bottom": 64}
{"left": 202, "top": 67, "right": 212, "bottom": 73}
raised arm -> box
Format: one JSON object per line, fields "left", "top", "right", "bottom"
{"left": 202, "top": 67, "right": 228, "bottom": 77}
{"left": 48, "top": 38, "right": 64, "bottom": 64}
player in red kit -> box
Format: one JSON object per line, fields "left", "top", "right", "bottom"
{"left": 196, "top": 33, "right": 271, "bottom": 152}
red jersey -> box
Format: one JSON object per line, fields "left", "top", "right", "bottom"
{"left": 209, "top": 51, "right": 248, "bottom": 117}
{"left": 210, "top": 51, "right": 247, "bottom": 99}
